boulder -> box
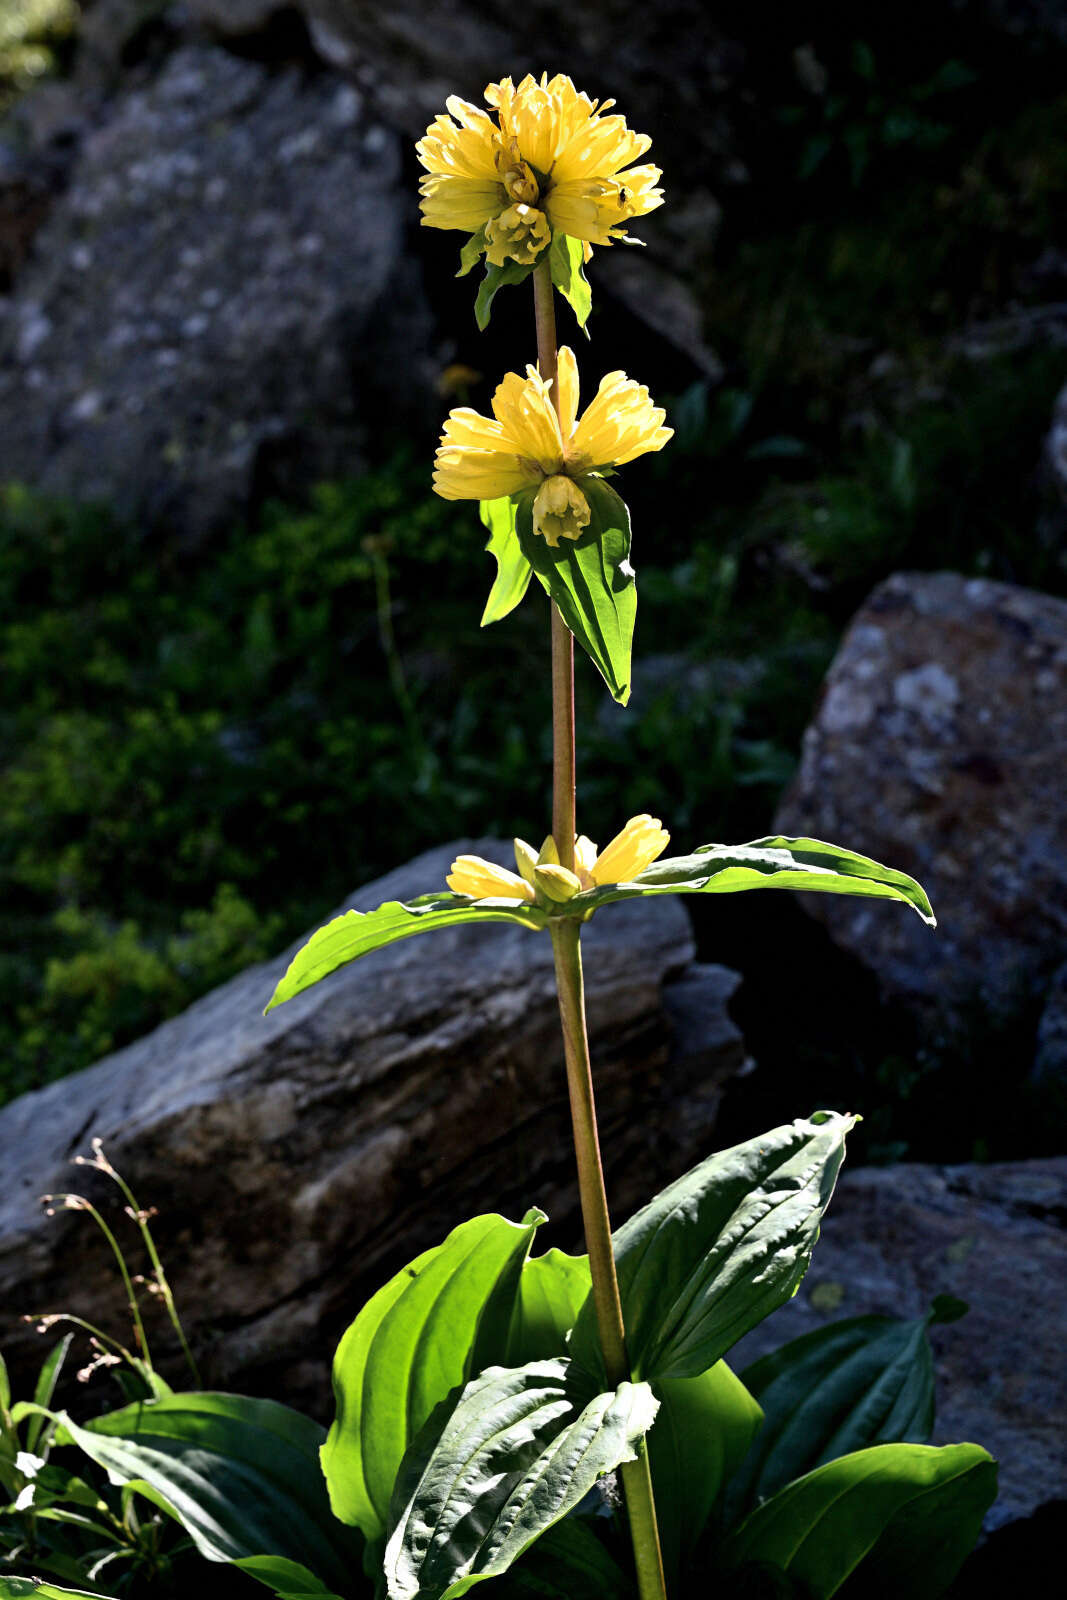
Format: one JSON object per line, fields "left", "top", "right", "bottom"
{"left": 0, "top": 840, "right": 745, "bottom": 1416}
{"left": 0, "top": 42, "right": 433, "bottom": 541}
{"left": 730, "top": 1157, "right": 1067, "bottom": 1533}
{"left": 775, "top": 571, "right": 1067, "bottom": 1039}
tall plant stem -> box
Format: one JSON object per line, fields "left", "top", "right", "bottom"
{"left": 533, "top": 257, "right": 668, "bottom": 1600}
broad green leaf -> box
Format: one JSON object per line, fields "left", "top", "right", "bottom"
{"left": 571, "top": 1113, "right": 856, "bottom": 1383}
{"left": 518, "top": 477, "right": 637, "bottom": 704}
{"left": 726, "top": 1310, "right": 942, "bottom": 1522}
{"left": 479, "top": 496, "right": 533, "bottom": 625}
{"left": 549, "top": 233, "right": 592, "bottom": 331}
{"left": 506, "top": 1247, "right": 590, "bottom": 1365}
{"left": 55, "top": 1392, "right": 362, "bottom": 1599}
{"left": 649, "top": 1361, "right": 763, "bottom": 1587}
{"left": 383, "top": 1358, "right": 658, "bottom": 1600}
{"left": 322, "top": 1210, "right": 545, "bottom": 1542}
{"left": 486, "top": 1517, "right": 632, "bottom": 1598}
{"left": 265, "top": 894, "right": 547, "bottom": 1011}
{"left": 568, "top": 836, "right": 935, "bottom": 925}
{"left": 457, "top": 227, "right": 487, "bottom": 278}
{"left": 474, "top": 255, "right": 543, "bottom": 330}
{"left": 720, "top": 1442, "right": 996, "bottom": 1599}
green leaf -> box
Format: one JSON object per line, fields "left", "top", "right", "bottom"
{"left": 479, "top": 497, "right": 533, "bottom": 626}
{"left": 487, "top": 1517, "right": 632, "bottom": 1598}
{"left": 726, "top": 1312, "right": 940, "bottom": 1523}
{"left": 474, "top": 255, "right": 543, "bottom": 331}
{"left": 0, "top": 1583, "right": 119, "bottom": 1600}
{"left": 55, "top": 1392, "right": 362, "bottom": 1600}
{"left": 26, "top": 1336, "right": 74, "bottom": 1453}
{"left": 506, "top": 1247, "right": 591, "bottom": 1365}
{"left": 383, "top": 1358, "right": 658, "bottom": 1600}
{"left": 549, "top": 233, "right": 592, "bottom": 332}
{"left": 569, "top": 836, "right": 935, "bottom": 925}
{"left": 719, "top": 1442, "right": 997, "bottom": 1599}
{"left": 649, "top": 1361, "right": 763, "bottom": 1587}
{"left": 571, "top": 1113, "right": 856, "bottom": 1383}
{"left": 265, "top": 894, "right": 547, "bottom": 1011}
{"left": 322, "top": 1210, "right": 545, "bottom": 1542}
{"left": 518, "top": 477, "right": 636, "bottom": 705}
{"left": 457, "top": 227, "right": 487, "bottom": 278}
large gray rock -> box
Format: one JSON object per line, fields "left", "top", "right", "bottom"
{"left": 775, "top": 572, "right": 1067, "bottom": 1037}
{"left": 731, "top": 1158, "right": 1067, "bottom": 1532}
{"left": 0, "top": 840, "right": 745, "bottom": 1415}
{"left": 0, "top": 42, "right": 432, "bottom": 540}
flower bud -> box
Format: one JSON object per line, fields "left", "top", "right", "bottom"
{"left": 532, "top": 475, "right": 591, "bottom": 547}
{"left": 534, "top": 863, "right": 583, "bottom": 902}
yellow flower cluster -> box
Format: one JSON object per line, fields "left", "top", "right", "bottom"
{"left": 416, "top": 73, "right": 663, "bottom": 268}
{"left": 433, "top": 346, "right": 672, "bottom": 543}
{"left": 447, "top": 816, "right": 670, "bottom": 904}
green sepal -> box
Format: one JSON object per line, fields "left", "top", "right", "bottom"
{"left": 517, "top": 477, "right": 636, "bottom": 705}
{"left": 561, "top": 836, "right": 936, "bottom": 925}
{"left": 549, "top": 233, "right": 592, "bottom": 334}
{"left": 265, "top": 894, "right": 547, "bottom": 1012}
{"left": 719, "top": 1442, "right": 997, "bottom": 1599}
{"left": 480, "top": 497, "right": 533, "bottom": 625}
{"left": 474, "top": 251, "right": 546, "bottom": 331}
{"left": 457, "top": 226, "right": 488, "bottom": 278}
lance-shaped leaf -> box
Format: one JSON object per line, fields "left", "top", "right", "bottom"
{"left": 549, "top": 233, "right": 592, "bottom": 332}
{"left": 266, "top": 894, "right": 547, "bottom": 1012}
{"left": 322, "top": 1210, "right": 545, "bottom": 1542}
{"left": 648, "top": 1361, "right": 763, "bottom": 1587}
{"left": 518, "top": 477, "right": 636, "bottom": 705}
{"left": 725, "top": 1305, "right": 953, "bottom": 1523}
{"left": 55, "top": 1393, "right": 360, "bottom": 1600}
{"left": 567, "top": 836, "right": 935, "bottom": 925}
{"left": 480, "top": 497, "right": 533, "bottom": 626}
{"left": 570, "top": 1113, "right": 856, "bottom": 1384}
{"left": 719, "top": 1442, "right": 996, "bottom": 1599}
{"left": 383, "top": 1359, "right": 657, "bottom": 1600}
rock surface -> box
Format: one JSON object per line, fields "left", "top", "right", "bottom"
{"left": 0, "top": 42, "right": 432, "bottom": 540}
{"left": 731, "top": 1157, "right": 1067, "bottom": 1531}
{"left": 775, "top": 571, "right": 1067, "bottom": 1038}
{"left": 0, "top": 840, "right": 744, "bottom": 1415}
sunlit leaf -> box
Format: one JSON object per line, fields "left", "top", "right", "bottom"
{"left": 480, "top": 496, "right": 533, "bottom": 625}
{"left": 322, "top": 1210, "right": 544, "bottom": 1541}
{"left": 518, "top": 477, "right": 636, "bottom": 704}
{"left": 265, "top": 894, "right": 547, "bottom": 1011}
{"left": 383, "top": 1359, "right": 657, "bottom": 1600}
{"left": 570, "top": 1112, "right": 856, "bottom": 1383}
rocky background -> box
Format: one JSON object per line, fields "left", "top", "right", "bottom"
{"left": 1, "top": 0, "right": 1066, "bottom": 1580}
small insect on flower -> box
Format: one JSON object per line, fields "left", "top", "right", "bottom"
{"left": 416, "top": 73, "right": 664, "bottom": 270}
{"left": 433, "top": 346, "right": 671, "bottom": 544}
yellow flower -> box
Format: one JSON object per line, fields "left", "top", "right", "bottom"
{"left": 416, "top": 74, "right": 664, "bottom": 267}
{"left": 447, "top": 855, "right": 536, "bottom": 902}
{"left": 433, "top": 346, "right": 672, "bottom": 543}
{"left": 574, "top": 816, "right": 670, "bottom": 887}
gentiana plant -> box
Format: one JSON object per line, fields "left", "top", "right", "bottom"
{"left": 2, "top": 71, "right": 994, "bottom": 1600}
